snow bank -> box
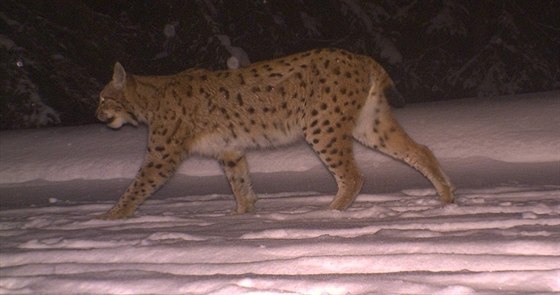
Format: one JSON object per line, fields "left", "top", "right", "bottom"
{"left": 0, "top": 92, "right": 558, "bottom": 184}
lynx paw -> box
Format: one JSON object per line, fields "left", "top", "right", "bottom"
{"left": 439, "top": 184, "right": 456, "bottom": 204}
{"left": 96, "top": 207, "right": 135, "bottom": 220}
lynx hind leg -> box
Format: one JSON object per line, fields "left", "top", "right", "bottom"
{"left": 218, "top": 151, "right": 258, "bottom": 214}
{"left": 327, "top": 154, "right": 364, "bottom": 210}
{"left": 304, "top": 124, "right": 364, "bottom": 210}
{"left": 353, "top": 88, "right": 455, "bottom": 204}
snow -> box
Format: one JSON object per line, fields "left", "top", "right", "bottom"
{"left": 1, "top": 92, "right": 559, "bottom": 294}
{"left": 299, "top": 12, "right": 321, "bottom": 38}
{"left": 216, "top": 35, "right": 250, "bottom": 70}
{"left": 427, "top": 1, "right": 467, "bottom": 36}
{"left": 1, "top": 92, "right": 557, "bottom": 184}
{"left": 0, "top": 34, "right": 16, "bottom": 50}
{"left": 341, "top": 0, "right": 374, "bottom": 33}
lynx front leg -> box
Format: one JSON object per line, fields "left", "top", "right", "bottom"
{"left": 218, "top": 151, "right": 258, "bottom": 214}
{"left": 98, "top": 145, "right": 184, "bottom": 220}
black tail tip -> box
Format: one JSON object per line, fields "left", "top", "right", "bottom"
{"left": 384, "top": 86, "right": 406, "bottom": 108}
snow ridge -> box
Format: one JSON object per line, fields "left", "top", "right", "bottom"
{"left": 1, "top": 186, "right": 558, "bottom": 294}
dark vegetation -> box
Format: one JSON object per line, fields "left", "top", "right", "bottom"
{"left": 1, "top": 0, "right": 558, "bottom": 129}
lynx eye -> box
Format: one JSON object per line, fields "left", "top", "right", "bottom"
{"left": 100, "top": 97, "right": 106, "bottom": 103}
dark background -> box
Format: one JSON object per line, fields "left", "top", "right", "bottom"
{"left": 1, "top": 0, "right": 559, "bottom": 129}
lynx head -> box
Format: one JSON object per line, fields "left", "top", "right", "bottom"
{"left": 96, "top": 62, "right": 139, "bottom": 129}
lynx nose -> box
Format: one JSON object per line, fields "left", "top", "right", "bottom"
{"left": 96, "top": 109, "right": 111, "bottom": 122}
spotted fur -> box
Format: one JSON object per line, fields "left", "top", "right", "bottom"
{"left": 96, "top": 48, "right": 454, "bottom": 219}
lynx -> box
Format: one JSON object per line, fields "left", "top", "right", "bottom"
{"left": 96, "top": 48, "right": 454, "bottom": 219}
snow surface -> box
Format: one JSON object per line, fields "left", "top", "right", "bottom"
{"left": 0, "top": 92, "right": 559, "bottom": 294}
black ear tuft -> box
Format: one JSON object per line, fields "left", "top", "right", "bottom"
{"left": 384, "top": 86, "right": 406, "bottom": 108}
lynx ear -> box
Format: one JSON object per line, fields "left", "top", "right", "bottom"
{"left": 112, "top": 62, "right": 126, "bottom": 90}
